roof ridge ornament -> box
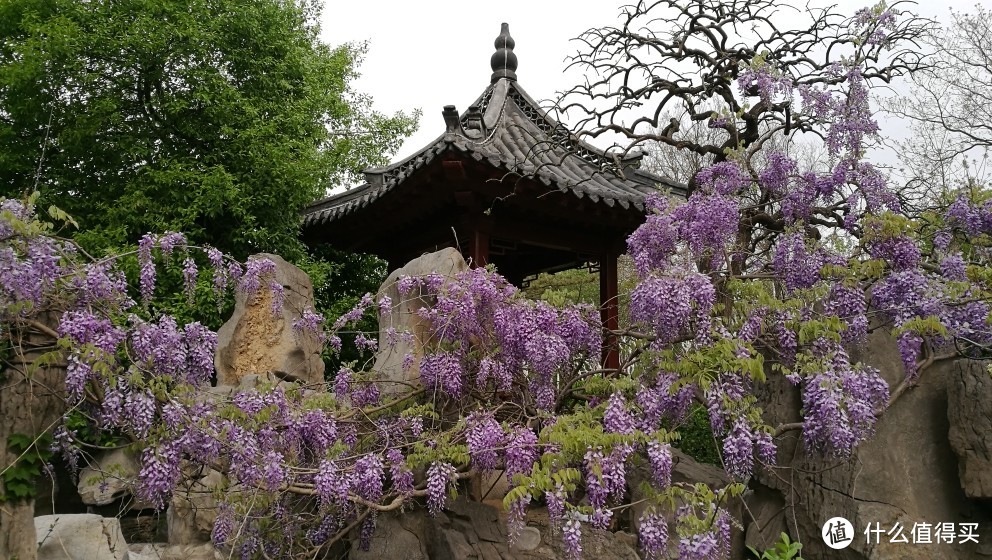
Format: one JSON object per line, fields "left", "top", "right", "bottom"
{"left": 490, "top": 23, "right": 517, "bottom": 83}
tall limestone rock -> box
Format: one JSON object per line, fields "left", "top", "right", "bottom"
{"left": 214, "top": 253, "right": 324, "bottom": 387}
{"left": 372, "top": 248, "right": 468, "bottom": 396}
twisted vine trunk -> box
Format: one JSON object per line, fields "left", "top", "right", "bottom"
{"left": 0, "top": 318, "right": 65, "bottom": 560}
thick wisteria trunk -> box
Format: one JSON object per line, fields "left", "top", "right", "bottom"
{"left": 0, "top": 319, "right": 65, "bottom": 560}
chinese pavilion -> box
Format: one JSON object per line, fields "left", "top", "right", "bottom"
{"left": 301, "top": 24, "right": 683, "bottom": 368}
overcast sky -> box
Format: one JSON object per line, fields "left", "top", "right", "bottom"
{"left": 319, "top": 0, "right": 975, "bottom": 164}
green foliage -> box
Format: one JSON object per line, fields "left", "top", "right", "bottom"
{"left": 672, "top": 405, "right": 722, "bottom": 466}
{"left": 748, "top": 532, "right": 804, "bottom": 560}
{"left": 895, "top": 315, "right": 950, "bottom": 339}
{"left": 1, "top": 433, "right": 53, "bottom": 502}
{"left": 1, "top": 0, "right": 414, "bottom": 385}
{"left": 652, "top": 338, "right": 766, "bottom": 387}
{"left": 307, "top": 245, "right": 389, "bottom": 374}
{"left": 0, "top": 0, "right": 417, "bottom": 260}
{"left": 503, "top": 466, "right": 582, "bottom": 509}
{"left": 64, "top": 408, "right": 125, "bottom": 448}
{"left": 124, "top": 250, "right": 235, "bottom": 331}
{"left": 861, "top": 211, "right": 916, "bottom": 243}
{"left": 406, "top": 431, "right": 470, "bottom": 468}
{"left": 523, "top": 267, "right": 600, "bottom": 307}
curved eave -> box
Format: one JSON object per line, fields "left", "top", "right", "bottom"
{"left": 303, "top": 78, "right": 686, "bottom": 228}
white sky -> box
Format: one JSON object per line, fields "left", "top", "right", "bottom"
{"left": 319, "top": 0, "right": 979, "bottom": 165}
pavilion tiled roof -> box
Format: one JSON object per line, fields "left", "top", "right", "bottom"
{"left": 303, "top": 24, "right": 683, "bottom": 229}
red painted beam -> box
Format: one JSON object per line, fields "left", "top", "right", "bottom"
{"left": 470, "top": 229, "right": 490, "bottom": 268}
{"left": 600, "top": 250, "right": 620, "bottom": 370}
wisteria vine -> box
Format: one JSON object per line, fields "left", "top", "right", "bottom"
{"left": 3, "top": 3, "right": 992, "bottom": 560}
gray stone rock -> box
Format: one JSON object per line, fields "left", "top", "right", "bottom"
{"left": 77, "top": 448, "right": 141, "bottom": 507}
{"left": 578, "top": 528, "right": 641, "bottom": 560}
{"left": 470, "top": 470, "right": 512, "bottom": 503}
{"left": 35, "top": 514, "right": 128, "bottom": 560}
{"left": 351, "top": 511, "right": 430, "bottom": 560}
{"left": 119, "top": 515, "right": 166, "bottom": 544}
{"left": 127, "top": 542, "right": 221, "bottom": 560}
{"left": 359, "top": 494, "right": 668, "bottom": 560}
{"left": 744, "top": 483, "right": 788, "bottom": 553}
{"left": 215, "top": 253, "right": 324, "bottom": 387}
{"left": 351, "top": 498, "right": 642, "bottom": 560}
{"left": 167, "top": 468, "right": 225, "bottom": 545}
{"left": 372, "top": 248, "right": 469, "bottom": 396}
{"left": 947, "top": 360, "right": 992, "bottom": 498}
{"left": 35, "top": 456, "right": 88, "bottom": 517}
{"left": 756, "top": 329, "right": 991, "bottom": 560}
{"left": 510, "top": 527, "right": 542, "bottom": 551}
{"left": 508, "top": 505, "right": 641, "bottom": 560}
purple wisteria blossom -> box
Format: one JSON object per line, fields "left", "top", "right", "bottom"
{"left": 627, "top": 194, "right": 678, "bottom": 274}
{"left": 239, "top": 256, "right": 276, "bottom": 298}
{"left": 639, "top": 511, "right": 669, "bottom": 560}
{"left": 138, "top": 234, "right": 157, "bottom": 303}
{"left": 507, "top": 491, "right": 530, "bottom": 544}
{"left": 603, "top": 392, "right": 636, "bottom": 435}
{"left": 314, "top": 459, "right": 349, "bottom": 507}
{"left": 562, "top": 518, "right": 582, "bottom": 560}
{"left": 738, "top": 64, "right": 793, "bottom": 105}
{"left": 630, "top": 271, "right": 715, "bottom": 345}
{"left": 466, "top": 412, "right": 505, "bottom": 471}
{"left": 801, "top": 348, "right": 888, "bottom": 456}
{"left": 182, "top": 257, "right": 198, "bottom": 302}
{"left": 505, "top": 427, "right": 538, "bottom": 482}
{"left": 351, "top": 455, "right": 384, "bottom": 502}
{"left": 646, "top": 440, "right": 673, "bottom": 489}
{"left": 427, "top": 462, "right": 456, "bottom": 516}
{"left": 386, "top": 448, "right": 414, "bottom": 497}
{"left": 420, "top": 350, "right": 464, "bottom": 396}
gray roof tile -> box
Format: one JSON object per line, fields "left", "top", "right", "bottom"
{"left": 303, "top": 80, "right": 684, "bottom": 228}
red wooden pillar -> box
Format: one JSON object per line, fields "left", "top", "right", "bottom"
{"left": 600, "top": 250, "right": 619, "bottom": 370}
{"left": 469, "top": 229, "right": 489, "bottom": 268}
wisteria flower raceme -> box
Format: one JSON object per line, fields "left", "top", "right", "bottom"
{"left": 562, "top": 517, "right": 582, "bottom": 560}
{"left": 604, "top": 392, "right": 636, "bottom": 435}
{"left": 630, "top": 271, "right": 715, "bottom": 345}
{"left": 507, "top": 491, "right": 530, "bottom": 544}
{"left": 801, "top": 348, "right": 888, "bottom": 456}
{"left": 773, "top": 232, "right": 826, "bottom": 292}
{"left": 646, "top": 440, "right": 673, "bottom": 489}
{"left": 466, "top": 412, "right": 505, "bottom": 471}
{"left": 427, "top": 462, "right": 456, "bottom": 516}
{"left": 639, "top": 511, "right": 669, "bottom": 560}
{"left": 628, "top": 194, "right": 678, "bottom": 274}
{"left": 505, "top": 427, "right": 538, "bottom": 482}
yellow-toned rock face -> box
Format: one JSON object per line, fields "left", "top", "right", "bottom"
{"left": 215, "top": 253, "right": 324, "bottom": 388}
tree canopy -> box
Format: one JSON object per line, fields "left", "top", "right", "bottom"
{"left": 0, "top": 0, "right": 417, "bottom": 258}
{"left": 891, "top": 6, "right": 992, "bottom": 206}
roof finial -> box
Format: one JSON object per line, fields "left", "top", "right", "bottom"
{"left": 490, "top": 23, "right": 517, "bottom": 83}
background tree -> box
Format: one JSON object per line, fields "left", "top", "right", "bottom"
{"left": 889, "top": 6, "right": 992, "bottom": 212}
{"left": 0, "top": 0, "right": 417, "bottom": 259}
{"left": 559, "top": 0, "right": 926, "bottom": 250}
{"left": 642, "top": 101, "right": 830, "bottom": 186}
